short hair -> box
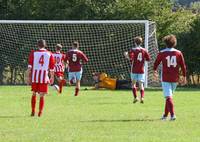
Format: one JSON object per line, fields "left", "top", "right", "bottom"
{"left": 56, "top": 44, "right": 62, "bottom": 51}
{"left": 72, "top": 41, "right": 79, "bottom": 48}
{"left": 134, "top": 36, "right": 143, "bottom": 45}
{"left": 37, "top": 39, "right": 46, "bottom": 48}
{"left": 163, "top": 35, "right": 177, "bottom": 48}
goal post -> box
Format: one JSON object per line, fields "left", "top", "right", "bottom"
{"left": 0, "top": 20, "right": 158, "bottom": 87}
{"left": 144, "top": 21, "right": 149, "bottom": 88}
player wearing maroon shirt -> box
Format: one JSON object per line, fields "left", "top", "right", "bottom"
{"left": 65, "top": 41, "right": 88, "bottom": 96}
{"left": 124, "top": 37, "right": 150, "bottom": 103}
{"left": 52, "top": 44, "right": 66, "bottom": 94}
{"left": 27, "top": 40, "right": 55, "bottom": 117}
{"left": 153, "top": 35, "right": 186, "bottom": 121}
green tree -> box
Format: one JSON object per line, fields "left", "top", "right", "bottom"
{"left": 178, "top": 16, "right": 200, "bottom": 84}
{"left": 0, "top": 0, "right": 116, "bottom": 20}
{"left": 109, "top": 0, "right": 194, "bottom": 47}
{"left": 190, "top": 1, "right": 200, "bottom": 13}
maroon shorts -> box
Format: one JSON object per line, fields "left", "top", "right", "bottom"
{"left": 31, "top": 83, "right": 48, "bottom": 93}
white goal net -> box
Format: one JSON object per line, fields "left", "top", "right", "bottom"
{"left": 0, "top": 20, "right": 158, "bottom": 87}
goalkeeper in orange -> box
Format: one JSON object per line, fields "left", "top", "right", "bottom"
{"left": 92, "top": 73, "right": 131, "bottom": 90}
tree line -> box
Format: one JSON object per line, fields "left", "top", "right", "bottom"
{"left": 0, "top": 0, "right": 199, "bottom": 85}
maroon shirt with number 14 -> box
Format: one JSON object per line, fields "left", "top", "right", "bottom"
{"left": 153, "top": 48, "right": 186, "bottom": 82}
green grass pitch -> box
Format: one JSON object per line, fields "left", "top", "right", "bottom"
{"left": 0, "top": 86, "right": 200, "bottom": 142}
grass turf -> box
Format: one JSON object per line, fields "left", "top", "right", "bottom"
{"left": 0, "top": 86, "right": 200, "bottom": 142}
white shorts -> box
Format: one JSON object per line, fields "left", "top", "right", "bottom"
{"left": 68, "top": 69, "right": 83, "bottom": 82}
{"left": 131, "top": 73, "right": 145, "bottom": 82}
{"left": 161, "top": 82, "right": 177, "bottom": 98}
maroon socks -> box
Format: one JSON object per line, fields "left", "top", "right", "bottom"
{"left": 75, "top": 88, "right": 79, "bottom": 96}
{"left": 166, "top": 97, "right": 175, "bottom": 117}
{"left": 132, "top": 87, "right": 137, "bottom": 98}
{"left": 140, "top": 89, "right": 144, "bottom": 98}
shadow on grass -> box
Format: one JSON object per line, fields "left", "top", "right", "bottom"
{"left": 81, "top": 118, "right": 159, "bottom": 123}
{"left": 91, "top": 102, "right": 130, "bottom": 105}
{"left": 0, "top": 115, "right": 27, "bottom": 118}
{"left": 82, "top": 87, "right": 200, "bottom": 92}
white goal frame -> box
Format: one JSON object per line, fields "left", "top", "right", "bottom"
{"left": 0, "top": 20, "right": 150, "bottom": 87}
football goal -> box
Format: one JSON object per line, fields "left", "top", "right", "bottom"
{"left": 0, "top": 20, "right": 158, "bottom": 87}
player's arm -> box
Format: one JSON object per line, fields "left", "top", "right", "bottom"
{"left": 26, "top": 50, "right": 34, "bottom": 85}
{"left": 64, "top": 52, "right": 69, "bottom": 69}
{"left": 65, "top": 61, "right": 69, "bottom": 70}
{"left": 124, "top": 51, "right": 129, "bottom": 59}
{"left": 26, "top": 68, "right": 32, "bottom": 85}
{"left": 81, "top": 52, "right": 89, "bottom": 63}
{"left": 124, "top": 51, "right": 134, "bottom": 62}
{"left": 62, "top": 54, "right": 68, "bottom": 71}
{"left": 49, "top": 70, "right": 54, "bottom": 84}
{"left": 145, "top": 51, "right": 151, "bottom": 62}
{"left": 61, "top": 54, "right": 65, "bottom": 64}
{"left": 178, "top": 53, "right": 187, "bottom": 85}
{"left": 49, "top": 54, "right": 55, "bottom": 85}
{"left": 153, "top": 53, "right": 162, "bottom": 81}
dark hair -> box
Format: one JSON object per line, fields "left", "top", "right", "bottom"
{"left": 163, "top": 35, "right": 177, "bottom": 48}
{"left": 56, "top": 44, "right": 62, "bottom": 51}
{"left": 72, "top": 41, "right": 79, "bottom": 48}
{"left": 37, "top": 39, "right": 46, "bottom": 48}
{"left": 134, "top": 36, "right": 143, "bottom": 45}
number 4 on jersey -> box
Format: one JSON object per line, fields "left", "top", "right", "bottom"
{"left": 166, "top": 56, "right": 177, "bottom": 67}
{"left": 39, "top": 55, "right": 44, "bottom": 66}
{"left": 137, "top": 52, "right": 143, "bottom": 61}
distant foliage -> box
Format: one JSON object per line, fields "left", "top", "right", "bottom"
{"left": 176, "top": 0, "right": 198, "bottom": 6}
{"left": 190, "top": 1, "right": 200, "bottom": 13}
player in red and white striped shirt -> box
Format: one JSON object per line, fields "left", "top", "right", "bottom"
{"left": 52, "top": 44, "right": 66, "bottom": 94}
{"left": 27, "top": 40, "right": 55, "bottom": 117}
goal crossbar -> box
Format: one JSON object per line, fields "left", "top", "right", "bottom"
{"left": 0, "top": 20, "right": 149, "bottom": 24}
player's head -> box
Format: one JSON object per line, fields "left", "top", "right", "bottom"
{"left": 55, "top": 44, "right": 62, "bottom": 51}
{"left": 99, "top": 73, "right": 107, "bottom": 81}
{"left": 37, "top": 39, "right": 46, "bottom": 48}
{"left": 134, "top": 36, "right": 143, "bottom": 46}
{"left": 72, "top": 41, "right": 79, "bottom": 49}
{"left": 163, "top": 34, "right": 177, "bottom": 48}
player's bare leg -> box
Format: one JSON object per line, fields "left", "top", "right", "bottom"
{"left": 75, "top": 80, "right": 80, "bottom": 96}
{"left": 132, "top": 80, "right": 138, "bottom": 103}
{"left": 53, "top": 76, "right": 66, "bottom": 94}
{"left": 31, "top": 92, "right": 37, "bottom": 116}
{"left": 53, "top": 76, "right": 60, "bottom": 93}
{"left": 57, "top": 76, "right": 66, "bottom": 94}
{"left": 138, "top": 81, "right": 144, "bottom": 104}
{"left": 60, "top": 77, "right": 67, "bottom": 94}
{"left": 38, "top": 93, "right": 45, "bottom": 117}
{"left": 69, "top": 76, "right": 75, "bottom": 86}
